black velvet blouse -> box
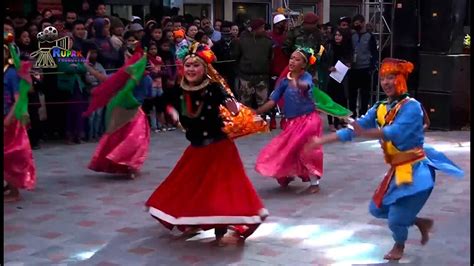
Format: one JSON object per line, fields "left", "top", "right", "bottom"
{"left": 179, "top": 82, "right": 232, "bottom": 147}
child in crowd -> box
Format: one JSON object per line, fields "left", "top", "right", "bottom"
{"left": 84, "top": 46, "right": 107, "bottom": 141}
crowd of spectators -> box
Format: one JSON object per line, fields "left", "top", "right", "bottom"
{"left": 4, "top": 2, "right": 378, "bottom": 149}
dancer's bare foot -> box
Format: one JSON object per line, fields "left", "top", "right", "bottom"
{"left": 215, "top": 235, "right": 226, "bottom": 247}
{"left": 383, "top": 243, "right": 405, "bottom": 260}
{"left": 4, "top": 187, "right": 20, "bottom": 203}
{"left": 307, "top": 184, "right": 320, "bottom": 193}
{"left": 277, "top": 177, "right": 294, "bottom": 188}
{"left": 415, "top": 217, "right": 434, "bottom": 245}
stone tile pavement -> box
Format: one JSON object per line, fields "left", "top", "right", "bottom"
{"left": 4, "top": 123, "right": 470, "bottom": 266}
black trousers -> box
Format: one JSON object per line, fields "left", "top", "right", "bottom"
{"left": 348, "top": 68, "right": 372, "bottom": 118}
{"left": 327, "top": 78, "right": 348, "bottom": 127}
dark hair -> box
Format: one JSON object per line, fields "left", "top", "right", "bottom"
{"left": 215, "top": 19, "right": 223, "bottom": 23}
{"left": 4, "top": 19, "right": 14, "bottom": 28}
{"left": 339, "top": 16, "right": 352, "bottom": 24}
{"left": 72, "top": 20, "right": 85, "bottom": 28}
{"left": 28, "top": 11, "right": 42, "bottom": 21}
{"left": 221, "top": 21, "right": 233, "bottom": 30}
{"left": 148, "top": 41, "right": 158, "bottom": 48}
{"left": 42, "top": 9, "right": 53, "bottom": 17}
{"left": 352, "top": 14, "right": 365, "bottom": 23}
{"left": 51, "top": 16, "right": 64, "bottom": 24}
{"left": 172, "top": 16, "right": 183, "bottom": 24}
{"left": 124, "top": 31, "right": 136, "bottom": 40}
{"left": 194, "top": 31, "right": 205, "bottom": 42}
{"left": 40, "top": 18, "right": 53, "bottom": 28}
{"left": 95, "top": 2, "right": 106, "bottom": 10}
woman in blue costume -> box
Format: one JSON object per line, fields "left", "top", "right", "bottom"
{"left": 306, "top": 58, "right": 464, "bottom": 260}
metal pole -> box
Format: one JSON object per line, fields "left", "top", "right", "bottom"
{"left": 376, "top": 0, "right": 383, "bottom": 102}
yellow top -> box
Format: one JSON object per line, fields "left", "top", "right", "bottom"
{"left": 376, "top": 101, "right": 425, "bottom": 186}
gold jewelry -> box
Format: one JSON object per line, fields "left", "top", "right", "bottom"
{"left": 180, "top": 77, "right": 210, "bottom": 92}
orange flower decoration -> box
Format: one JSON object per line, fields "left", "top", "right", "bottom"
{"left": 207, "top": 65, "right": 269, "bottom": 139}
{"left": 309, "top": 55, "right": 317, "bottom": 65}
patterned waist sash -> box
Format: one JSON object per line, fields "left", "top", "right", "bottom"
{"left": 372, "top": 147, "right": 426, "bottom": 207}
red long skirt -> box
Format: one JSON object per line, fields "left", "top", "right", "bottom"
{"left": 88, "top": 108, "right": 150, "bottom": 173}
{"left": 4, "top": 119, "right": 36, "bottom": 190}
{"left": 146, "top": 138, "right": 268, "bottom": 238}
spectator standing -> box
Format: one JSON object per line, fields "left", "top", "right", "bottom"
{"left": 15, "top": 29, "right": 33, "bottom": 59}
{"left": 269, "top": 14, "right": 290, "bottom": 129}
{"left": 129, "top": 23, "right": 145, "bottom": 42}
{"left": 338, "top": 16, "right": 352, "bottom": 30}
{"left": 348, "top": 14, "right": 378, "bottom": 118}
{"left": 65, "top": 11, "right": 78, "bottom": 24}
{"left": 212, "top": 21, "right": 237, "bottom": 95}
{"left": 109, "top": 16, "right": 125, "bottom": 51}
{"left": 94, "top": 3, "right": 107, "bottom": 19}
{"left": 56, "top": 46, "right": 88, "bottom": 144}
{"left": 78, "top": 0, "right": 94, "bottom": 22}
{"left": 186, "top": 25, "right": 198, "bottom": 43}
{"left": 321, "top": 27, "right": 352, "bottom": 131}
{"left": 201, "top": 17, "right": 221, "bottom": 42}
{"left": 230, "top": 23, "right": 239, "bottom": 38}
{"left": 214, "top": 19, "right": 222, "bottom": 32}
{"left": 92, "top": 18, "right": 121, "bottom": 70}
{"left": 157, "top": 39, "right": 179, "bottom": 130}
{"left": 27, "top": 69, "right": 47, "bottom": 150}
{"left": 283, "top": 12, "right": 323, "bottom": 81}
{"left": 232, "top": 18, "right": 273, "bottom": 111}
{"left": 84, "top": 46, "right": 107, "bottom": 141}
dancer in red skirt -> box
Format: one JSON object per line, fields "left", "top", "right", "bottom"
{"left": 146, "top": 43, "right": 268, "bottom": 245}
{"left": 255, "top": 47, "right": 325, "bottom": 193}
{"left": 4, "top": 33, "right": 36, "bottom": 202}
{"left": 84, "top": 49, "right": 152, "bottom": 179}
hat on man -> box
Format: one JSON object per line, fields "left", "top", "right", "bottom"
{"left": 129, "top": 23, "right": 144, "bottom": 32}
{"left": 109, "top": 16, "right": 124, "bottom": 29}
{"left": 250, "top": 18, "right": 265, "bottom": 31}
{"left": 339, "top": 16, "right": 351, "bottom": 24}
{"left": 273, "top": 14, "right": 287, "bottom": 25}
{"left": 303, "top": 12, "right": 319, "bottom": 24}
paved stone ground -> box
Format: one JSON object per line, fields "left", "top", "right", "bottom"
{"left": 4, "top": 120, "right": 470, "bottom": 266}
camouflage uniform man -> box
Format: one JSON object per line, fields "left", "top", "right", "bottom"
{"left": 282, "top": 12, "right": 323, "bottom": 81}
{"left": 232, "top": 18, "right": 273, "bottom": 110}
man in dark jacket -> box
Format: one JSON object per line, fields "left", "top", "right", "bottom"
{"left": 212, "top": 21, "right": 238, "bottom": 95}
{"left": 348, "top": 14, "right": 378, "bottom": 118}
{"left": 232, "top": 18, "right": 273, "bottom": 110}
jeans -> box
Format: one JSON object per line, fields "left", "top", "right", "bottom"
{"left": 89, "top": 108, "right": 104, "bottom": 139}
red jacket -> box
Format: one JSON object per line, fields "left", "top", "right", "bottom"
{"left": 269, "top": 31, "right": 289, "bottom": 77}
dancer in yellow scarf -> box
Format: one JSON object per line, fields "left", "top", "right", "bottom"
{"left": 306, "top": 58, "right": 464, "bottom": 260}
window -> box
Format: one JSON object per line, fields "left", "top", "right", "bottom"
{"left": 183, "top": 4, "right": 211, "bottom": 19}
{"left": 233, "top": 2, "right": 270, "bottom": 27}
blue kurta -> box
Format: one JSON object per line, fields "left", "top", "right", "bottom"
{"left": 336, "top": 98, "right": 464, "bottom": 205}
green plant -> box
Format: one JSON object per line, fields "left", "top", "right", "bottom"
{"left": 464, "top": 34, "right": 470, "bottom": 48}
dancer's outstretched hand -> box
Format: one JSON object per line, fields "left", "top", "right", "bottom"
{"left": 305, "top": 136, "right": 323, "bottom": 152}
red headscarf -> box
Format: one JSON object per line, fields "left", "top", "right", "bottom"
{"left": 379, "top": 58, "right": 414, "bottom": 94}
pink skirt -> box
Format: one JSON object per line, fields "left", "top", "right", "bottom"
{"left": 4, "top": 119, "right": 36, "bottom": 190}
{"left": 255, "top": 111, "right": 323, "bottom": 181}
{"left": 146, "top": 139, "right": 268, "bottom": 238}
{"left": 88, "top": 108, "right": 150, "bottom": 173}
